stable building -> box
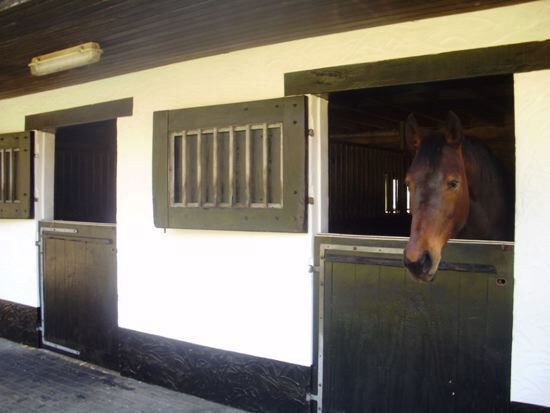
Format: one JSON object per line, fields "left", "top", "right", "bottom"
{"left": 0, "top": 1, "right": 549, "bottom": 412}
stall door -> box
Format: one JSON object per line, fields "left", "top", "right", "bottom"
{"left": 41, "top": 222, "right": 118, "bottom": 369}
{"left": 315, "top": 235, "right": 514, "bottom": 413}
{"left": 39, "top": 119, "right": 118, "bottom": 369}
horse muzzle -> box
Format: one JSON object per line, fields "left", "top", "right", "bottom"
{"left": 403, "top": 250, "right": 436, "bottom": 282}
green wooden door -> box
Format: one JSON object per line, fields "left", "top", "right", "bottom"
{"left": 314, "top": 235, "right": 513, "bottom": 413}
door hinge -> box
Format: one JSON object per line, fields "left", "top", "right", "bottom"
{"left": 309, "top": 265, "right": 320, "bottom": 273}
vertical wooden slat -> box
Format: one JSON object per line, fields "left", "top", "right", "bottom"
{"left": 168, "top": 133, "right": 175, "bottom": 204}
{"left": 352, "top": 263, "right": 380, "bottom": 411}
{"left": 197, "top": 129, "right": 203, "bottom": 207}
{"left": 6, "top": 149, "right": 12, "bottom": 202}
{"left": 12, "top": 149, "right": 19, "bottom": 202}
{"left": 181, "top": 132, "right": 187, "bottom": 206}
{"left": 424, "top": 271, "right": 460, "bottom": 413}
{"left": 43, "top": 238, "right": 54, "bottom": 340}
{"left": 262, "top": 124, "right": 268, "bottom": 207}
{"left": 278, "top": 125, "right": 284, "bottom": 205}
{"left": 244, "top": 125, "right": 251, "bottom": 207}
{"left": 326, "top": 262, "right": 356, "bottom": 412}
{"left": 379, "top": 267, "right": 414, "bottom": 413}
{"left": 485, "top": 275, "right": 514, "bottom": 411}
{"left": 265, "top": 124, "right": 283, "bottom": 206}
{"left": 212, "top": 128, "right": 218, "bottom": 207}
{"left": 455, "top": 272, "right": 490, "bottom": 412}
{"left": 228, "top": 126, "right": 235, "bottom": 206}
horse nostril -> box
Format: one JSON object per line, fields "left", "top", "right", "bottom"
{"left": 404, "top": 250, "right": 434, "bottom": 280}
{"left": 419, "top": 251, "right": 432, "bottom": 273}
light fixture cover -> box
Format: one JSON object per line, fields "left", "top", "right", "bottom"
{"left": 29, "top": 42, "right": 103, "bottom": 76}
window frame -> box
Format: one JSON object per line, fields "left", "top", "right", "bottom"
{"left": 153, "top": 96, "right": 308, "bottom": 232}
{"left": 0, "top": 131, "right": 33, "bottom": 219}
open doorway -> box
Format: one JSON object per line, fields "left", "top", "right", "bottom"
{"left": 54, "top": 119, "right": 117, "bottom": 223}
{"left": 328, "top": 74, "right": 515, "bottom": 239}
{"left": 40, "top": 118, "right": 118, "bottom": 369}
{"left": 318, "top": 74, "right": 516, "bottom": 413}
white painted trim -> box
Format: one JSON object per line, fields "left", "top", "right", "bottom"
{"left": 307, "top": 95, "right": 329, "bottom": 236}
{"left": 33, "top": 130, "right": 55, "bottom": 221}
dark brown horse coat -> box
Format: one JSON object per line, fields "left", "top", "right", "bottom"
{"left": 403, "top": 112, "right": 513, "bottom": 281}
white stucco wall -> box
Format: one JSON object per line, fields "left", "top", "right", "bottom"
{"left": 0, "top": 220, "right": 38, "bottom": 306}
{"left": 0, "top": 2, "right": 549, "bottom": 403}
{"left": 512, "top": 69, "right": 550, "bottom": 408}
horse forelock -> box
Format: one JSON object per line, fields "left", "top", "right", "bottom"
{"left": 412, "top": 133, "right": 447, "bottom": 169}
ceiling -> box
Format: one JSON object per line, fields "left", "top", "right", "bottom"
{"left": 0, "top": 0, "right": 531, "bottom": 100}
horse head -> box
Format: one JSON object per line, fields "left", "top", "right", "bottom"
{"left": 403, "top": 112, "right": 470, "bottom": 282}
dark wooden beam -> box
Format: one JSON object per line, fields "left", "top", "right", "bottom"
{"left": 285, "top": 40, "right": 550, "bottom": 96}
{"left": 25, "top": 97, "right": 133, "bottom": 131}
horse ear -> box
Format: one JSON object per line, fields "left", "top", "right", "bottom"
{"left": 446, "top": 111, "right": 464, "bottom": 146}
{"left": 405, "top": 113, "right": 421, "bottom": 150}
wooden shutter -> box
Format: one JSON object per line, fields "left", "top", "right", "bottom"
{"left": 0, "top": 131, "right": 33, "bottom": 219}
{"left": 153, "top": 96, "right": 307, "bottom": 232}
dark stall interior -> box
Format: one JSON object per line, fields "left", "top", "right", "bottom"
{"left": 328, "top": 74, "right": 515, "bottom": 237}
{"left": 55, "top": 120, "right": 117, "bottom": 223}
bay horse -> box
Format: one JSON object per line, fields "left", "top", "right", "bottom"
{"left": 403, "top": 112, "right": 513, "bottom": 282}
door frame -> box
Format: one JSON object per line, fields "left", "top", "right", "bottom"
{"left": 283, "top": 42, "right": 545, "bottom": 412}
{"left": 30, "top": 98, "right": 132, "bottom": 358}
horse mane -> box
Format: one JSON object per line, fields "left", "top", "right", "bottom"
{"left": 461, "top": 136, "right": 515, "bottom": 241}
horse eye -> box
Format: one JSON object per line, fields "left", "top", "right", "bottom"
{"left": 448, "top": 179, "right": 459, "bottom": 189}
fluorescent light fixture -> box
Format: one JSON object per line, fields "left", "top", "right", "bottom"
{"left": 29, "top": 42, "right": 103, "bottom": 76}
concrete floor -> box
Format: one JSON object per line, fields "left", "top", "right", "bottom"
{"left": 0, "top": 337, "right": 250, "bottom": 413}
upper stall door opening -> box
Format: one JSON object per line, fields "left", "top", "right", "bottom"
{"left": 54, "top": 119, "right": 117, "bottom": 224}
{"left": 327, "top": 74, "right": 515, "bottom": 241}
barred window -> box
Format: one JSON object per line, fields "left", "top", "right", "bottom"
{"left": 169, "top": 123, "right": 283, "bottom": 209}
{"left": 0, "top": 132, "right": 33, "bottom": 219}
{"left": 153, "top": 97, "right": 307, "bottom": 232}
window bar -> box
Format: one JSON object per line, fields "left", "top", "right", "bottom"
{"left": 212, "top": 128, "right": 218, "bottom": 207}
{"left": 6, "top": 149, "right": 12, "bottom": 203}
{"left": 277, "top": 124, "right": 284, "bottom": 207}
{"left": 393, "top": 178, "right": 399, "bottom": 213}
{"left": 228, "top": 126, "right": 235, "bottom": 206}
{"left": 169, "top": 134, "right": 175, "bottom": 204}
{"left": 196, "top": 129, "right": 203, "bottom": 207}
{"left": 384, "top": 174, "right": 389, "bottom": 213}
{"left": 244, "top": 124, "right": 251, "bottom": 207}
{"left": 180, "top": 132, "right": 187, "bottom": 206}
{"left": 0, "top": 149, "right": 4, "bottom": 203}
{"left": 13, "top": 148, "right": 19, "bottom": 202}
{"left": 262, "top": 124, "right": 268, "bottom": 207}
